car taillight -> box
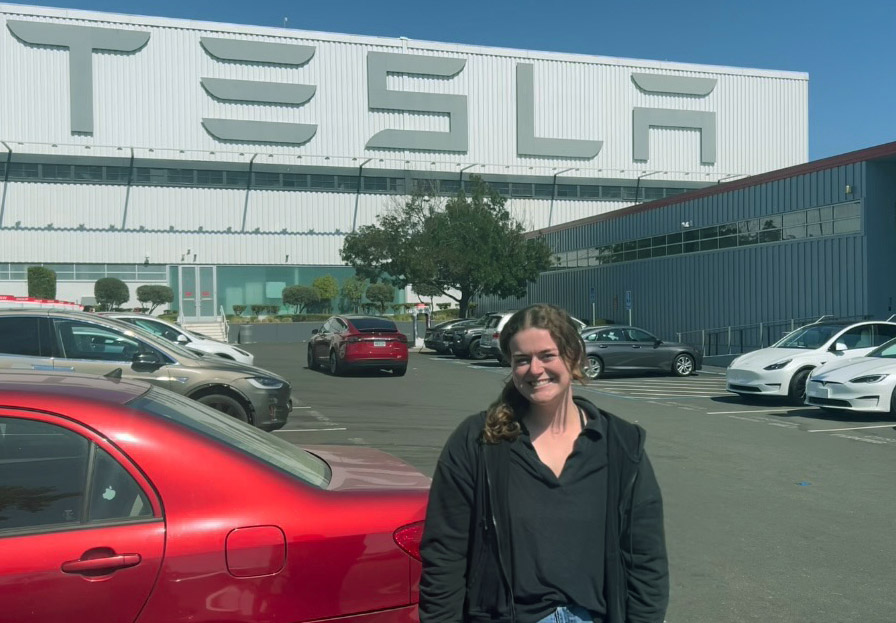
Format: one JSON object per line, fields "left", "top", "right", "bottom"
{"left": 492, "top": 332, "right": 500, "bottom": 339}
{"left": 393, "top": 520, "right": 424, "bottom": 561}
{"left": 396, "top": 334, "right": 408, "bottom": 343}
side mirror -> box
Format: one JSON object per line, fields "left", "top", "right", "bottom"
{"left": 311, "top": 329, "right": 319, "bottom": 335}
{"left": 832, "top": 341, "right": 847, "bottom": 352}
{"left": 176, "top": 334, "right": 189, "bottom": 344}
{"left": 654, "top": 339, "right": 663, "bottom": 347}
{"left": 133, "top": 352, "right": 162, "bottom": 367}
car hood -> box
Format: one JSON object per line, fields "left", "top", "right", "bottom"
{"left": 811, "top": 356, "right": 896, "bottom": 380}
{"left": 177, "top": 355, "right": 285, "bottom": 380}
{"left": 731, "top": 347, "right": 819, "bottom": 369}
{"left": 302, "top": 445, "right": 431, "bottom": 492}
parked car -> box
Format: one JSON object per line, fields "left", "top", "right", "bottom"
{"left": 0, "top": 309, "right": 292, "bottom": 430}
{"left": 479, "top": 311, "right": 587, "bottom": 363}
{"left": 805, "top": 337, "right": 896, "bottom": 414}
{"left": 726, "top": 319, "right": 896, "bottom": 405}
{"left": 424, "top": 317, "right": 479, "bottom": 354}
{"left": 308, "top": 315, "right": 408, "bottom": 376}
{"left": 101, "top": 312, "right": 255, "bottom": 365}
{"left": 581, "top": 325, "right": 702, "bottom": 379}
{"left": 0, "top": 371, "right": 429, "bottom": 623}
{"left": 444, "top": 315, "right": 489, "bottom": 359}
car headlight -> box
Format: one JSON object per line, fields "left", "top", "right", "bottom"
{"left": 246, "top": 376, "right": 285, "bottom": 390}
{"left": 849, "top": 374, "right": 888, "bottom": 384}
{"left": 763, "top": 359, "right": 791, "bottom": 370}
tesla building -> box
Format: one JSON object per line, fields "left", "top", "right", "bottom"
{"left": 0, "top": 3, "right": 808, "bottom": 321}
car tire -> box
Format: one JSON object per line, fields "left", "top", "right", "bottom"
{"left": 307, "top": 345, "right": 318, "bottom": 370}
{"left": 453, "top": 346, "right": 468, "bottom": 359}
{"left": 468, "top": 338, "right": 488, "bottom": 360}
{"left": 788, "top": 368, "right": 811, "bottom": 405}
{"left": 497, "top": 351, "right": 510, "bottom": 367}
{"left": 197, "top": 393, "right": 250, "bottom": 423}
{"left": 672, "top": 353, "right": 695, "bottom": 377}
{"left": 583, "top": 355, "right": 603, "bottom": 379}
{"left": 393, "top": 365, "right": 407, "bottom": 377}
{"left": 328, "top": 350, "right": 343, "bottom": 376}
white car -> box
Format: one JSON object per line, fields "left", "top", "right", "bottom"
{"left": 806, "top": 339, "right": 896, "bottom": 414}
{"left": 102, "top": 313, "right": 255, "bottom": 366}
{"left": 725, "top": 320, "right": 896, "bottom": 405}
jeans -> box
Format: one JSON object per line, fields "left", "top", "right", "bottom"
{"left": 533, "top": 605, "right": 594, "bottom": 623}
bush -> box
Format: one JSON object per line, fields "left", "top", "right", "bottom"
{"left": 95, "top": 277, "right": 129, "bottom": 311}
{"left": 232, "top": 304, "right": 246, "bottom": 316}
{"left": 366, "top": 283, "right": 395, "bottom": 314}
{"left": 250, "top": 304, "right": 266, "bottom": 316}
{"left": 27, "top": 266, "right": 57, "bottom": 299}
{"left": 136, "top": 285, "right": 173, "bottom": 314}
{"left": 283, "top": 285, "right": 320, "bottom": 313}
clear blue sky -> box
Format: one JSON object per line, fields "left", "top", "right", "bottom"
{"left": 20, "top": 0, "right": 896, "bottom": 161}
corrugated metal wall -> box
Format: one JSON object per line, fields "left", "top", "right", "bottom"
{"left": 478, "top": 161, "right": 887, "bottom": 342}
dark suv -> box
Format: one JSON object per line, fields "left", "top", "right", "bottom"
{"left": 445, "top": 315, "right": 490, "bottom": 359}
{"left": 424, "top": 318, "right": 479, "bottom": 354}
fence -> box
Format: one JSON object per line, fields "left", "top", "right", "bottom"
{"left": 675, "top": 315, "right": 874, "bottom": 357}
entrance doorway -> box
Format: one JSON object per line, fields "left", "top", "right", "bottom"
{"left": 178, "top": 266, "right": 217, "bottom": 321}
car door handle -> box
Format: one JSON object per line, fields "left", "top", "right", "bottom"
{"left": 62, "top": 553, "right": 142, "bottom": 574}
{"left": 597, "top": 345, "right": 608, "bottom": 349}
{"left": 54, "top": 366, "right": 76, "bottom": 371}
{"left": 631, "top": 346, "right": 641, "bottom": 349}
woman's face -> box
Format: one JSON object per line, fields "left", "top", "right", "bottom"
{"left": 508, "top": 327, "right": 573, "bottom": 408}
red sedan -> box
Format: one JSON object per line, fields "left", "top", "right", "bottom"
{"left": 308, "top": 316, "right": 409, "bottom": 376}
{"left": 0, "top": 371, "right": 429, "bottom": 623}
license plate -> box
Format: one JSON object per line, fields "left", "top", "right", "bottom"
{"left": 373, "top": 340, "right": 386, "bottom": 347}
{"left": 812, "top": 387, "right": 829, "bottom": 399}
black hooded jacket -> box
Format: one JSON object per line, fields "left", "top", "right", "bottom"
{"left": 419, "top": 396, "right": 668, "bottom": 623}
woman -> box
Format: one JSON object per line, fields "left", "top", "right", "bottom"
{"left": 419, "top": 304, "right": 668, "bottom": 623}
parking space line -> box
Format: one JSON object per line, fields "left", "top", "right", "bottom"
{"left": 275, "top": 427, "right": 348, "bottom": 433}
{"left": 708, "top": 408, "right": 801, "bottom": 414}
{"left": 808, "top": 424, "right": 896, "bottom": 433}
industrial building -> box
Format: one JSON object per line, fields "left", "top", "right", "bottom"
{"left": 478, "top": 141, "right": 896, "bottom": 354}
{"left": 0, "top": 3, "right": 807, "bottom": 322}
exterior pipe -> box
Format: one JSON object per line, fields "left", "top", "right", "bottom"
{"left": 351, "top": 158, "right": 372, "bottom": 233}
{"left": 0, "top": 142, "right": 11, "bottom": 228}
{"left": 120, "top": 147, "right": 135, "bottom": 230}
{"left": 240, "top": 154, "right": 258, "bottom": 232}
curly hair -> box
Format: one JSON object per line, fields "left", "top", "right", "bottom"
{"left": 482, "top": 304, "right": 586, "bottom": 443}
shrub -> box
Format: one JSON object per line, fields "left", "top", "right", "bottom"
{"left": 250, "top": 304, "right": 266, "bottom": 316}
{"left": 232, "top": 304, "right": 246, "bottom": 316}
{"left": 366, "top": 282, "right": 395, "bottom": 314}
{"left": 136, "top": 285, "right": 173, "bottom": 314}
{"left": 283, "top": 285, "right": 320, "bottom": 313}
{"left": 95, "top": 278, "right": 130, "bottom": 311}
{"left": 27, "top": 266, "right": 57, "bottom": 299}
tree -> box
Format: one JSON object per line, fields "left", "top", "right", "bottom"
{"left": 282, "top": 285, "right": 320, "bottom": 313}
{"left": 94, "top": 278, "right": 130, "bottom": 311}
{"left": 136, "top": 285, "right": 174, "bottom": 314}
{"left": 27, "top": 266, "right": 56, "bottom": 299}
{"left": 312, "top": 275, "right": 339, "bottom": 312}
{"left": 413, "top": 282, "right": 442, "bottom": 314}
{"left": 366, "top": 282, "right": 395, "bottom": 314}
{"left": 341, "top": 177, "right": 553, "bottom": 317}
{"left": 341, "top": 276, "right": 367, "bottom": 313}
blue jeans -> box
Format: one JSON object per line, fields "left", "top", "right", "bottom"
{"left": 534, "top": 605, "right": 594, "bottom": 623}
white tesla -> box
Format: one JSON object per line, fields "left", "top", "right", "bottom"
{"left": 805, "top": 338, "right": 896, "bottom": 414}
{"left": 725, "top": 320, "right": 896, "bottom": 405}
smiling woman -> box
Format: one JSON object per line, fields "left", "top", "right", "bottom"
{"left": 419, "top": 304, "right": 669, "bottom": 623}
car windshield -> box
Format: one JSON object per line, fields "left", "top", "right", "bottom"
{"left": 772, "top": 324, "right": 848, "bottom": 349}
{"left": 868, "top": 338, "right": 896, "bottom": 358}
{"left": 130, "top": 387, "right": 330, "bottom": 487}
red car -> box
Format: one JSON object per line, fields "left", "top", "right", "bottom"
{"left": 0, "top": 372, "right": 429, "bottom": 623}
{"left": 308, "top": 316, "right": 409, "bottom": 376}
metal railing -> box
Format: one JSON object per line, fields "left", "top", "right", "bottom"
{"left": 219, "top": 305, "right": 229, "bottom": 343}
{"left": 676, "top": 314, "right": 873, "bottom": 357}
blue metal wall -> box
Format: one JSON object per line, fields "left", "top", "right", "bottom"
{"left": 478, "top": 160, "right": 895, "bottom": 344}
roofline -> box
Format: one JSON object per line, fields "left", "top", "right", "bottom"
{"left": 530, "top": 140, "right": 896, "bottom": 238}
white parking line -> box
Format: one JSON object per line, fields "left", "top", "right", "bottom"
{"left": 708, "top": 408, "right": 802, "bottom": 414}
{"left": 808, "top": 424, "right": 896, "bottom": 433}
{"left": 275, "top": 427, "right": 348, "bottom": 433}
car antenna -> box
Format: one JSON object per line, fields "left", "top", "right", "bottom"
{"left": 104, "top": 368, "right": 123, "bottom": 381}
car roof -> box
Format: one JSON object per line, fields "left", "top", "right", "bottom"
{"left": 0, "top": 370, "right": 149, "bottom": 406}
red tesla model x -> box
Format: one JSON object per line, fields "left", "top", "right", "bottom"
{"left": 0, "top": 371, "right": 429, "bottom": 623}
{"left": 308, "top": 316, "right": 409, "bottom": 376}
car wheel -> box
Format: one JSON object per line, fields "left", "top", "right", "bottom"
{"left": 788, "top": 368, "right": 811, "bottom": 406}
{"left": 468, "top": 338, "right": 488, "bottom": 360}
{"left": 672, "top": 353, "right": 695, "bottom": 377}
{"left": 497, "top": 352, "right": 510, "bottom": 367}
{"left": 328, "top": 350, "right": 343, "bottom": 376}
{"left": 307, "top": 345, "right": 318, "bottom": 370}
{"left": 393, "top": 364, "right": 407, "bottom": 377}
{"left": 197, "top": 393, "right": 250, "bottom": 423}
{"left": 583, "top": 355, "right": 603, "bottom": 379}
{"left": 453, "top": 346, "right": 468, "bottom": 359}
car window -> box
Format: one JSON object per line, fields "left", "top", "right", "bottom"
{"left": 0, "top": 316, "right": 48, "bottom": 357}
{"left": 596, "top": 329, "right": 625, "bottom": 342}
{"left": 130, "top": 388, "right": 331, "bottom": 488}
{"left": 774, "top": 324, "right": 847, "bottom": 349}
{"left": 132, "top": 318, "right": 182, "bottom": 342}
{"left": 626, "top": 328, "right": 656, "bottom": 342}
{"left": 870, "top": 338, "right": 896, "bottom": 358}
{"left": 56, "top": 321, "right": 142, "bottom": 362}
{"left": 837, "top": 326, "right": 873, "bottom": 350}
{"left": 873, "top": 324, "right": 896, "bottom": 346}
{"left": 0, "top": 417, "right": 151, "bottom": 532}
{"left": 350, "top": 317, "right": 398, "bottom": 332}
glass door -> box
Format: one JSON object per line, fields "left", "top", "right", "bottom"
{"left": 178, "top": 266, "right": 217, "bottom": 321}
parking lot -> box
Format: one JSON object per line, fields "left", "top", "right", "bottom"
{"left": 245, "top": 343, "right": 895, "bottom": 623}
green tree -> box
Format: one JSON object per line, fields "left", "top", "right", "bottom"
{"left": 282, "top": 285, "right": 320, "bottom": 313}
{"left": 27, "top": 266, "right": 56, "bottom": 299}
{"left": 341, "top": 177, "right": 552, "bottom": 317}
{"left": 312, "top": 275, "right": 339, "bottom": 312}
{"left": 136, "top": 285, "right": 174, "bottom": 314}
{"left": 341, "top": 276, "right": 367, "bottom": 313}
{"left": 366, "top": 282, "right": 395, "bottom": 314}
{"left": 94, "top": 277, "right": 130, "bottom": 311}
{"left": 413, "top": 282, "right": 442, "bottom": 314}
